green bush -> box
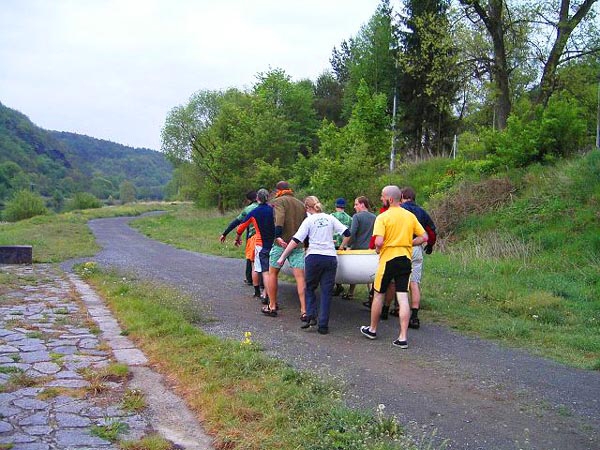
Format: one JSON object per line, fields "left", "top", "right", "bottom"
{"left": 64, "top": 192, "right": 102, "bottom": 211}
{"left": 2, "top": 189, "right": 48, "bottom": 222}
{"left": 484, "top": 94, "right": 588, "bottom": 170}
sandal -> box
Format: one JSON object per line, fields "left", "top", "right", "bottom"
{"left": 261, "top": 305, "right": 278, "bottom": 317}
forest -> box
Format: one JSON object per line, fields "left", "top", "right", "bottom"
{"left": 161, "top": 0, "right": 599, "bottom": 212}
{"left": 0, "top": 101, "right": 173, "bottom": 211}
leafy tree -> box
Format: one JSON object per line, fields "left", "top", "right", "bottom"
{"left": 336, "top": 1, "right": 398, "bottom": 118}
{"left": 3, "top": 189, "right": 48, "bottom": 222}
{"left": 65, "top": 192, "right": 102, "bottom": 211}
{"left": 313, "top": 71, "right": 345, "bottom": 127}
{"left": 398, "top": 0, "right": 461, "bottom": 157}
{"left": 119, "top": 180, "right": 137, "bottom": 204}
{"left": 300, "top": 80, "right": 389, "bottom": 203}
{"left": 457, "top": 0, "right": 599, "bottom": 129}
{"left": 253, "top": 69, "right": 319, "bottom": 158}
{"left": 161, "top": 89, "right": 235, "bottom": 213}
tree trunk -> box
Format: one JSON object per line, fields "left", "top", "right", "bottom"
{"left": 535, "top": 0, "right": 598, "bottom": 107}
{"left": 460, "top": 0, "right": 511, "bottom": 129}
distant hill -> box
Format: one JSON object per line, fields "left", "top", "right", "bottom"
{"left": 0, "top": 101, "right": 172, "bottom": 204}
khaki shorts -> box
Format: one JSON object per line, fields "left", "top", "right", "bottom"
{"left": 270, "top": 244, "right": 305, "bottom": 270}
{"left": 410, "top": 245, "right": 423, "bottom": 283}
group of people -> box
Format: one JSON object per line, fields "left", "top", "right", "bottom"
{"left": 219, "top": 181, "right": 436, "bottom": 348}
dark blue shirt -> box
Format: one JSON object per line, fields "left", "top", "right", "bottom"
{"left": 401, "top": 201, "right": 436, "bottom": 231}
{"left": 237, "top": 203, "right": 275, "bottom": 251}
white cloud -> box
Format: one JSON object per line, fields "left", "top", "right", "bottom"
{"left": 0, "top": 0, "right": 378, "bottom": 149}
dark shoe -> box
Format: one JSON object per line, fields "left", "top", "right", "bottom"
{"left": 317, "top": 327, "right": 328, "bottom": 335}
{"left": 301, "top": 318, "right": 317, "bottom": 329}
{"left": 392, "top": 339, "right": 408, "bottom": 349}
{"left": 381, "top": 305, "right": 389, "bottom": 320}
{"left": 360, "top": 326, "right": 376, "bottom": 340}
{"left": 341, "top": 293, "right": 354, "bottom": 300}
{"left": 261, "top": 295, "right": 269, "bottom": 305}
{"left": 389, "top": 309, "right": 399, "bottom": 317}
{"left": 253, "top": 292, "right": 261, "bottom": 298}
{"left": 362, "top": 300, "right": 372, "bottom": 310}
{"left": 261, "top": 305, "right": 277, "bottom": 317}
{"left": 409, "top": 317, "right": 420, "bottom": 329}
{"left": 300, "top": 313, "right": 309, "bottom": 322}
{"left": 244, "top": 279, "right": 253, "bottom": 285}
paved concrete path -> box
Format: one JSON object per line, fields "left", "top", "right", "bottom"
{"left": 66, "top": 215, "right": 600, "bottom": 450}
{"left": 0, "top": 263, "right": 214, "bottom": 450}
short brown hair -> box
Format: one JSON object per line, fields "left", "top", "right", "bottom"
{"left": 401, "top": 187, "right": 416, "bottom": 201}
{"left": 355, "top": 196, "right": 371, "bottom": 210}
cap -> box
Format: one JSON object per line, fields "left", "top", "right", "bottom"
{"left": 275, "top": 181, "right": 290, "bottom": 190}
{"left": 335, "top": 198, "right": 346, "bottom": 208}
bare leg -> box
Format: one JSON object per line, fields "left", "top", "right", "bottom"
{"left": 409, "top": 281, "right": 420, "bottom": 309}
{"left": 292, "top": 268, "right": 306, "bottom": 315}
{"left": 369, "top": 291, "right": 385, "bottom": 333}
{"left": 261, "top": 271, "right": 271, "bottom": 301}
{"left": 268, "top": 267, "right": 280, "bottom": 311}
{"left": 384, "top": 282, "right": 395, "bottom": 307}
{"left": 396, "top": 292, "right": 410, "bottom": 341}
{"left": 348, "top": 284, "right": 356, "bottom": 296}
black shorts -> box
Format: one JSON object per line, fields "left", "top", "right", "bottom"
{"left": 374, "top": 256, "right": 411, "bottom": 294}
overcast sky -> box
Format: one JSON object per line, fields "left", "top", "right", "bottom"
{"left": 0, "top": 0, "right": 380, "bottom": 151}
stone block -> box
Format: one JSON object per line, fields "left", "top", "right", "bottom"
{"left": 0, "top": 245, "right": 33, "bottom": 264}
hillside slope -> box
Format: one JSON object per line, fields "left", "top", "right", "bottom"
{"left": 0, "top": 101, "right": 172, "bottom": 202}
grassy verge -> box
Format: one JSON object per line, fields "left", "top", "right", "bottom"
{"left": 78, "top": 265, "right": 428, "bottom": 450}
{"left": 0, "top": 203, "right": 176, "bottom": 262}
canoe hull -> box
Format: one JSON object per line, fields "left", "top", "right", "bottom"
{"left": 280, "top": 249, "right": 378, "bottom": 284}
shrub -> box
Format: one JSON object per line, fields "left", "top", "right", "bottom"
{"left": 2, "top": 189, "right": 48, "bottom": 222}
{"left": 65, "top": 192, "right": 102, "bottom": 211}
{"left": 484, "top": 94, "right": 588, "bottom": 170}
{"left": 429, "top": 177, "right": 516, "bottom": 240}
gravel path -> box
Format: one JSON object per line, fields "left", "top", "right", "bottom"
{"left": 64, "top": 215, "right": 600, "bottom": 450}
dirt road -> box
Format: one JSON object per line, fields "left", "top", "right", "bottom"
{"left": 64, "top": 215, "right": 599, "bottom": 449}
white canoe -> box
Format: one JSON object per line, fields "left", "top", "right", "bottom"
{"left": 281, "top": 249, "right": 378, "bottom": 284}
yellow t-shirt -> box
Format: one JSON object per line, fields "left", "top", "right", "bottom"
{"left": 372, "top": 206, "right": 426, "bottom": 263}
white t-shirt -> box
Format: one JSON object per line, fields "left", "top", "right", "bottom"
{"left": 293, "top": 212, "right": 348, "bottom": 257}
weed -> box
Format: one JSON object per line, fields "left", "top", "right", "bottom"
{"left": 121, "top": 388, "right": 146, "bottom": 412}
{"left": 91, "top": 419, "right": 129, "bottom": 442}
{"left": 119, "top": 433, "right": 174, "bottom": 450}
{"left": 26, "top": 331, "right": 45, "bottom": 340}
{"left": 53, "top": 307, "right": 70, "bottom": 315}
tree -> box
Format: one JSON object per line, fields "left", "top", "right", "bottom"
{"left": 313, "top": 71, "right": 345, "bottom": 126}
{"left": 119, "top": 180, "right": 137, "bottom": 204}
{"left": 458, "top": 0, "right": 599, "bottom": 129}
{"left": 533, "top": 0, "right": 599, "bottom": 106}
{"left": 335, "top": 1, "right": 399, "bottom": 118}
{"left": 398, "top": 0, "right": 461, "bottom": 156}
{"left": 161, "top": 89, "right": 237, "bottom": 213}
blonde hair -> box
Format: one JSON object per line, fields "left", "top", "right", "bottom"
{"left": 304, "top": 195, "right": 323, "bottom": 213}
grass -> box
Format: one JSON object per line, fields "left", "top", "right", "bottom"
{"left": 0, "top": 202, "right": 176, "bottom": 262}
{"left": 130, "top": 205, "right": 241, "bottom": 259}
{"left": 91, "top": 419, "right": 129, "bottom": 442}
{"left": 79, "top": 267, "right": 422, "bottom": 450}
{"left": 121, "top": 388, "right": 147, "bottom": 412}
{"left": 120, "top": 433, "right": 175, "bottom": 450}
